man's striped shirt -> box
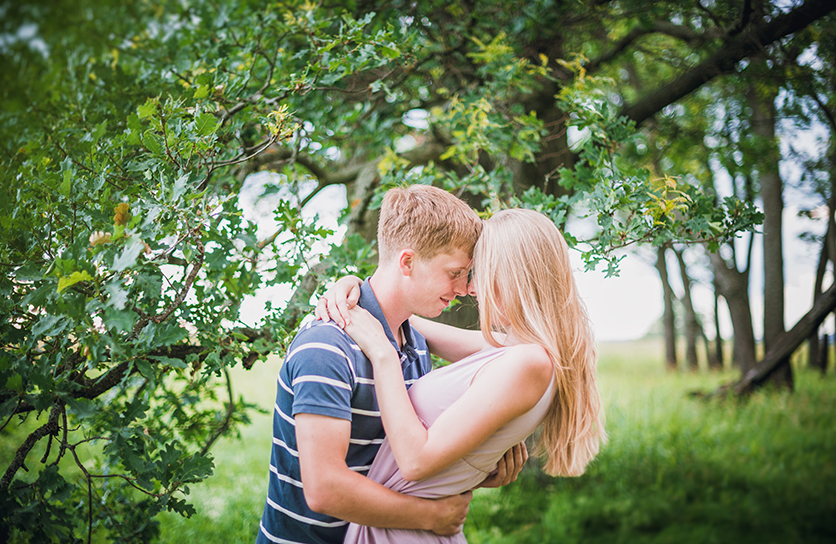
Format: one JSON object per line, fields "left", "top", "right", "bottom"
{"left": 257, "top": 280, "right": 431, "bottom": 544}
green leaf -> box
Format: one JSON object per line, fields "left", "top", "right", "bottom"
{"left": 195, "top": 113, "right": 218, "bottom": 137}
{"left": 171, "top": 174, "right": 189, "bottom": 203}
{"left": 135, "top": 358, "right": 155, "bottom": 380}
{"left": 126, "top": 113, "right": 143, "bottom": 145}
{"left": 16, "top": 263, "right": 46, "bottom": 281}
{"left": 60, "top": 169, "right": 72, "bottom": 197}
{"left": 104, "top": 305, "right": 135, "bottom": 333}
{"left": 104, "top": 280, "right": 129, "bottom": 309}
{"left": 5, "top": 374, "right": 23, "bottom": 393}
{"left": 0, "top": 397, "right": 18, "bottom": 419}
{"left": 379, "top": 45, "right": 400, "bottom": 59}
{"left": 166, "top": 496, "right": 197, "bottom": 518}
{"left": 32, "top": 314, "right": 70, "bottom": 337}
{"left": 64, "top": 397, "right": 96, "bottom": 418}
{"left": 91, "top": 120, "right": 107, "bottom": 143}
{"left": 194, "top": 84, "right": 211, "bottom": 99}
{"left": 179, "top": 452, "right": 214, "bottom": 482}
{"left": 57, "top": 270, "right": 92, "bottom": 293}
{"left": 143, "top": 132, "right": 163, "bottom": 155}
{"left": 137, "top": 100, "right": 157, "bottom": 119}
{"left": 112, "top": 238, "right": 146, "bottom": 271}
{"left": 153, "top": 322, "right": 189, "bottom": 347}
{"left": 149, "top": 355, "right": 189, "bottom": 369}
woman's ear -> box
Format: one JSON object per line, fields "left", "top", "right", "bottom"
{"left": 397, "top": 249, "right": 416, "bottom": 277}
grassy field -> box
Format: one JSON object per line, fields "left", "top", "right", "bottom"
{"left": 152, "top": 338, "right": 836, "bottom": 543}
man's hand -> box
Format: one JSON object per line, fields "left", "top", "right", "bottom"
{"left": 429, "top": 491, "right": 472, "bottom": 536}
{"left": 477, "top": 442, "right": 528, "bottom": 488}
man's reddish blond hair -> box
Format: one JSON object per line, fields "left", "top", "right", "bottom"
{"left": 377, "top": 185, "right": 482, "bottom": 262}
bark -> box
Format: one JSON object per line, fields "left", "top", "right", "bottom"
{"left": 749, "top": 72, "right": 793, "bottom": 389}
{"left": 656, "top": 245, "right": 678, "bottom": 370}
{"left": 674, "top": 247, "right": 701, "bottom": 371}
{"left": 620, "top": 0, "right": 836, "bottom": 126}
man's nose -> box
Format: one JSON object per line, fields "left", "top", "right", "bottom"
{"left": 453, "top": 276, "right": 468, "bottom": 297}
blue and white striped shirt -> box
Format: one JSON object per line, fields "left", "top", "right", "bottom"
{"left": 257, "top": 279, "right": 431, "bottom": 544}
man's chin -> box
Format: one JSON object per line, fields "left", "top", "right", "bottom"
{"left": 416, "top": 308, "right": 445, "bottom": 319}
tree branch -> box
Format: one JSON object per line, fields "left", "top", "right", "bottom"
{"left": 586, "top": 20, "right": 724, "bottom": 73}
{"left": 706, "top": 280, "right": 836, "bottom": 397}
{"left": 1, "top": 402, "right": 62, "bottom": 490}
{"left": 621, "top": 0, "right": 836, "bottom": 125}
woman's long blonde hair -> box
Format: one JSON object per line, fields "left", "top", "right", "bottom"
{"left": 473, "top": 209, "right": 605, "bottom": 477}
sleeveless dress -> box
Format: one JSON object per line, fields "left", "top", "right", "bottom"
{"left": 344, "top": 346, "right": 555, "bottom": 544}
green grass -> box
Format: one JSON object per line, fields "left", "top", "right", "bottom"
{"left": 153, "top": 340, "right": 836, "bottom": 543}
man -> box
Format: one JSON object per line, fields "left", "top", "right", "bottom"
{"left": 257, "top": 185, "right": 516, "bottom": 544}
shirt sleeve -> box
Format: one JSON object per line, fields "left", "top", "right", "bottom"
{"left": 283, "top": 322, "right": 356, "bottom": 421}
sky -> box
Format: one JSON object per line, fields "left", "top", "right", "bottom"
{"left": 237, "top": 178, "right": 829, "bottom": 343}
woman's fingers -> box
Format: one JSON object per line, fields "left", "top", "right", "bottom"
{"left": 314, "top": 296, "right": 331, "bottom": 323}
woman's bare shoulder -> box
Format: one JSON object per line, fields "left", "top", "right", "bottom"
{"left": 507, "top": 343, "right": 552, "bottom": 372}
{"left": 482, "top": 344, "right": 553, "bottom": 395}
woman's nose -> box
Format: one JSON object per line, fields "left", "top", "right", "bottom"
{"left": 467, "top": 281, "right": 477, "bottom": 297}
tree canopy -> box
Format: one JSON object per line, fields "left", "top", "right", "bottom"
{"left": 1, "top": 0, "right": 831, "bottom": 540}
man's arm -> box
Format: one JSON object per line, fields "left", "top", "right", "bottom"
{"left": 295, "top": 413, "right": 471, "bottom": 535}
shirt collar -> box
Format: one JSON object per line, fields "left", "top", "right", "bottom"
{"left": 358, "top": 278, "right": 417, "bottom": 355}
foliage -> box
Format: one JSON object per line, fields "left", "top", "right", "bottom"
{"left": 1, "top": 0, "right": 406, "bottom": 540}
{"left": 1, "top": 0, "right": 829, "bottom": 540}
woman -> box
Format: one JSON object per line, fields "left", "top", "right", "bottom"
{"left": 317, "top": 209, "right": 605, "bottom": 543}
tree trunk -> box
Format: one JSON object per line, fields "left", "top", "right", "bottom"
{"left": 515, "top": 82, "right": 574, "bottom": 205}
{"left": 711, "top": 277, "right": 724, "bottom": 370}
{"left": 808, "top": 211, "right": 832, "bottom": 370}
{"left": 674, "top": 247, "right": 701, "bottom": 371}
{"left": 817, "top": 333, "right": 830, "bottom": 375}
{"left": 749, "top": 75, "right": 793, "bottom": 390}
{"left": 709, "top": 248, "right": 757, "bottom": 374}
{"left": 656, "top": 244, "right": 678, "bottom": 370}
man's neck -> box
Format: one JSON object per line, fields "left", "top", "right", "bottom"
{"left": 369, "top": 269, "right": 411, "bottom": 348}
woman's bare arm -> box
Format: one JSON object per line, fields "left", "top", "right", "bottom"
{"left": 315, "top": 275, "right": 362, "bottom": 327}
{"left": 409, "top": 316, "right": 490, "bottom": 363}
{"left": 345, "top": 306, "right": 552, "bottom": 482}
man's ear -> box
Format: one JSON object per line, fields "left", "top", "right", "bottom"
{"left": 397, "top": 249, "right": 416, "bottom": 277}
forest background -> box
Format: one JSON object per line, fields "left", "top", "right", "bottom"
{"left": 1, "top": 0, "right": 835, "bottom": 542}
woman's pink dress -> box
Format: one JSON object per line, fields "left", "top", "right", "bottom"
{"left": 344, "top": 346, "right": 555, "bottom": 543}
